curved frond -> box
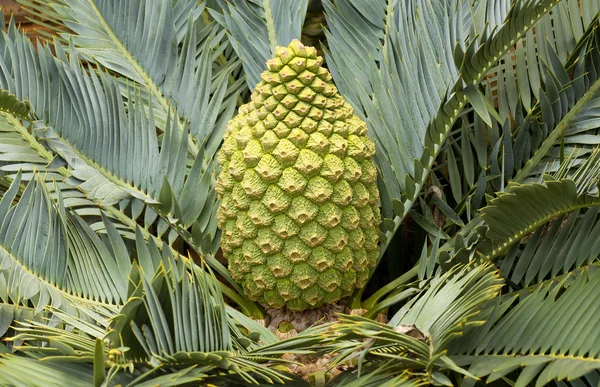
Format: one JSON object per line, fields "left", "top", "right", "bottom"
{"left": 388, "top": 263, "right": 502, "bottom": 352}
{"left": 0, "top": 176, "right": 128, "bottom": 320}
{"left": 14, "top": 1, "right": 247, "bottom": 254}
{"left": 450, "top": 267, "right": 600, "bottom": 386}
{"left": 0, "top": 355, "right": 102, "bottom": 387}
{"left": 488, "top": 0, "right": 599, "bottom": 119}
{"left": 480, "top": 179, "right": 600, "bottom": 258}
{"left": 510, "top": 20, "right": 600, "bottom": 184}
{"left": 106, "top": 254, "right": 285, "bottom": 384}
{"left": 0, "top": 21, "right": 236, "bottom": 281}
{"left": 23, "top": 0, "right": 225, "bottom": 149}
{"left": 440, "top": 18, "right": 600, "bottom": 263}
{"left": 308, "top": 264, "right": 503, "bottom": 385}
{"left": 498, "top": 206, "right": 600, "bottom": 287}
{"left": 107, "top": 256, "right": 232, "bottom": 360}
{"left": 0, "top": 352, "right": 212, "bottom": 386}
{"left": 441, "top": 16, "right": 600, "bottom": 215}
{"left": 328, "top": 367, "right": 428, "bottom": 387}
{"left": 323, "top": 0, "right": 470, "bottom": 217}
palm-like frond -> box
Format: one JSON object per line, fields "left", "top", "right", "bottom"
{"left": 328, "top": 367, "right": 428, "bottom": 387}
{"left": 440, "top": 20, "right": 600, "bottom": 262}
{"left": 322, "top": 0, "right": 470, "bottom": 219}
{"left": 19, "top": 0, "right": 246, "bottom": 253}
{"left": 107, "top": 256, "right": 233, "bottom": 361}
{"left": 0, "top": 176, "right": 127, "bottom": 332}
{"left": 498, "top": 206, "right": 600, "bottom": 287}
{"left": 479, "top": 179, "right": 600, "bottom": 258}
{"left": 435, "top": 13, "right": 600, "bottom": 231}
{"left": 0, "top": 353, "right": 213, "bottom": 386}
{"left": 449, "top": 267, "right": 600, "bottom": 387}
{"left": 22, "top": 0, "right": 236, "bottom": 149}
{"left": 0, "top": 355, "right": 122, "bottom": 387}
{"left": 104, "top": 252, "right": 289, "bottom": 384}
{"left": 500, "top": 17, "right": 600, "bottom": 185}
{"left": 0, "top": 17, "right": 250, "bottom": 302}
{"left": 310, "top": 264, "right": 502, "bottom": 384}
{"left": 3, "top": 255, "right": 293, "bottom": 386}
{"left": 323, "top": 0, "right": 560, "bottom": 263}
{"left": 486, "top": 0, "right": 599, "bottom": 119}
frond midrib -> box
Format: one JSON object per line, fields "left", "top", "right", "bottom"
{"left": 441, "top": 75, "right": 600, "bottom": 258}
{"left": 82, "top": 0, "right": 199, "bottom": 157}
{"left": 379, "top": 0, "right": 561, "bottom": 261}
{"left": 454, "top": 352, "right": 600, "bottom": 363}
{"left": 484, "top": 196, "right": 600, "bottom": 259}
{"left": 3, "top": 112, "right": 235, "bottom": 300}
{"left": 0, "top": 243, "right": 117, "bottom": 308}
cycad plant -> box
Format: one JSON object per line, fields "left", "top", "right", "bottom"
{"left": 0, "top": 0, "right": 599, "bottom": 386}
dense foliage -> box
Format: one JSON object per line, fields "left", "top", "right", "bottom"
{"left": 0, "top": 0, "right": 598, "bottom": 386}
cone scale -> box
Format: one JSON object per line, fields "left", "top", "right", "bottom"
{"left": 216, "top": 40, "right": 380, "bottom": 311}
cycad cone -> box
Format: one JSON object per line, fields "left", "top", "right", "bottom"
{"left": 216, "top": 40, "right": 380, "bottom": 311}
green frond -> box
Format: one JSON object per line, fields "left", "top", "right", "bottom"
{"left": 0, "top": 20, "right": 238, "bottom": 284}
{"left": 328, "top": 366, "right": 428, "bottom": 387}
{"left": 449, "top": 266, "right": 600, "bottom": 387}
{"left": 480, "top": 179, "right": 600, "bottom": 258}
{"left": 0, "top": 355, "right": 104, "bottom": 387}
{"left": 22, "top": 0, "right": 232, "bottom": 151}
{"left": 0, "top": 111, "right": 247, "bottom": 306}
{"left": 0, "top": 353, "right": 215, "bottom": 386}
{"left": 389, "top": 263, "right": 503, "bottom": 352}
{"left": 498, "top": 207, "right": 600, "bottom": 287}
{"left": 323, "top": 0, "right": 560, "bottom": 265}
{"left": 323, "top": 0, "right": 470, "bottom": 218}
{"left": 426, "top": 0, "right": 560, "bottom": 210}
{"left": 0, "top": 176, "right": 127, "bottom": 325}
{"left": 0, "top": 304, "right": 44, "bottom": 344}
{"left": 487, "top": 0, "right": 599, "bottom": 119}
{"left": 13, "top": 0, "right": 247, "bottom": 254}
{"left": 301, "top": 264, "right": 503, "bottom": 385}
{"left": 1, "top": 253, "right": 283, "bottom": 384}
{"left": 106, "top": 254, "right": 284, "bottom": 384}
{"left": 512, "top": 20, "right": 600, "bottom": 183}
{"left": 440, "top": 17, "right": 600, "bottom": 262}
{"left": 438, "top": 15, "right": 600, "bottom": 221}
{"left": 126, "top": 367, "right": 216, "bottom": 387}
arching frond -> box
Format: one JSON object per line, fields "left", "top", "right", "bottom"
{"left": 0, "top": 176, "right": 128, "bottom": 324}
{"left": 0, "top": 21, "right": 242, "bottom": 296}
{"left": 488, "top": 0, "right": 599, "bottom": 119}
{"left": 5, "top": 253, "right": 292, "bottom": 386}
{"left": 498, "top": 207, "right": 600, "bottom": 287}
{"left": 450, "top": 267, "right": 600, "bottom": 387}
{"left": 323, "top": 0, "right": 470, "bottom": 218}
{"left": 21, "top": 0, "right": 239, "bottom": 152}
{"left": 313, "top": 264, "right": 502, "bottom": 384}
{"left": 437, "top": 15, "right": 600, "bottom": 224}
{"left": 440, "top": 21, "right": 600, "bottom": 264}
{"left": 15, "top": 0, "right": 247, "bottom": 253}
{"left": 479, "top": 179, "right": 600, "bottom": 258}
